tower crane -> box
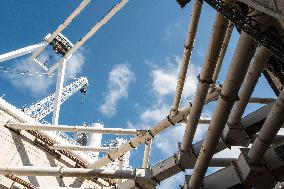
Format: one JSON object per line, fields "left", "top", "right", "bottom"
{"left": 23, "top": 77, "right": 88, "bottom": 121}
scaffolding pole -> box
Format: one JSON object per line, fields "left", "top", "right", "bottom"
{"left": 248, "top": 97, "right": 275, "bottom": 104}
{"left": 52, "top": 58, "right": 68, "bottom": 125}
{"left": 142, "top": 139, "right": 152, "bottom": 168}
{"left": 49, "top": 144, "right": 117, "bottom": 152}
{"left": 248, "top": 88, "right": 284, "bottom": 162}
{"left": 228, "top": 46, "right": 271, "bottom": 125}
{"left": 88, "top": 103, "right": 193, "bottom": 169}
{"left": 0, "top": 166, "right": 142, "bottom": 180}
{"left": 181, "top": 13, "right": 229, "bottom": 152}
{"left": 187, "top": 31, "right": 258, "bottom": 188}
{"left": 171, "top": 0, "right": 203, "bottom": 116}
{"left": 31, "top": 0, "right": 92, "bottom": 60}
{"left": 0, "top": 42, "right": 46, "bottom": 63}
{"left": 8, "top": 123, "right": 144, "bottom": 135}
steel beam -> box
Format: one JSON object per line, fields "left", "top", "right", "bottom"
{"left": 171, "top": 0, "right": 203, "bottom": 116}
{"left": 47, "top": 0, "right": 129, "bottom": 74}
{"left": 211, "top": 22, "right": 233, "bottom": 87}
{"left": 263, "top": 67, "right": 283, "bottom": 96}
{"left": 7, "top": 123, "right": 144, "bottom": 135}
{"left": 142, "top": 140, "right": 152, "bottom": 169}
{"left": 248, "top": 88, "right": 284, "bottom": 162}
{"left": 248, "top": 97, "right": 275, "bottom": 104}
{"left": 181, "top": 13, "right": 229, "bottom": 152}
{"left": 202, "top": 143, "right": 284, "bottom": 189}
{"left": 86, "top": 95, "right": 217, "bottom": 171}
{"left": 228, "top": 46, "right": 271, "bottom": 126}
{"left": 87, "top": 102, "right": 193, "bottom": 169}
{"left": 0, "top": 43, "right": 46, "bottom": 63}
{"left": 237, "top": 0, "right": 284, "bottom": 20}
{"left": 120, "top": 103, "right": 279, "bottom": 187}
{"left": 49, "top": 144, "right": 117, "bottom": 152}
{"left": 52, "top": 58, "right": 68, "bottom": 125}
{"left": 31, "top": 0, "right": 92, "bottom": 60}
{"left": 187, "top": 31, "right": 258, "bottom": 188}
{"left": 0, "top": 166, "right": 148, "bottom": 180}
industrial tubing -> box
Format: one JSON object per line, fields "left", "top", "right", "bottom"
{"left": 171, "top": 0, "right": 203, "bottom": 116}
{"left": 188, "top": 31, "right": 258, "bottom": 188}
{"left": 248, "top": 88, "right": 284, "bottom": 162}
{"left": 181, "top": 13, "right": 229, "bottom": 152}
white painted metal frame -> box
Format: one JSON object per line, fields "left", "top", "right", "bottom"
{"left": 23, "top": 77, "right": 88, "bottom": 121}
{"left": 49, "top": 144, "right": 117, "bottom": 152}
{"left": 0, "top": 42, "right": 46, "bottom": 63}
{"left": 8, "top": 123, "right": 145, "bottom": 135}
{"left": 47, "top": 0, "right": 129, "bottom": 75}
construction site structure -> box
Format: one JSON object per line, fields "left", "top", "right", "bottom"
{"left": 23, "top": 77, "right": 88, "bottom": 122}
{"left": 0, "top": 0, "right": 284, "bottom": 188}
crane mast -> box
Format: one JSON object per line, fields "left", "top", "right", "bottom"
{"left": 23, "top": 77, "right": 88, "bottom": 121}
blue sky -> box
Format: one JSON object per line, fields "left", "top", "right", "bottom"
{"left": 0, "top": 1, "right": 276, "bottom": 188}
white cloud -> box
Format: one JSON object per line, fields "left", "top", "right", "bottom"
{"left": 100, "top": 64, "right": 135, "bottom": 117}
{"left": 66, "top": 51, "right": 85, "bottom": 77}
{"left": 163, "top": 22, "right": 186, "bottom": 42}
{"left": 140, "top": 103, "right": 169, "bottom": 125}
{"left": 154, "top": 125, "right": 185, "bottom": 156}
{"left": 151, "top": 56, "right": 200, "bottom": 101}
{"left": 3, "top": 51, "right": 86, "bottom": 96}
{"left": 154, "top": 122, "right": 209, "bottom": 157}
{"left": 133, "top": 56, "right": 205, "bottom": 156}
{"left": 3, "top": 54, "right": 54, "bottom": 96}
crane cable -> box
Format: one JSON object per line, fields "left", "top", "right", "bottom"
{"left": 0, "top": 66, "right": 79, "bottom": 80}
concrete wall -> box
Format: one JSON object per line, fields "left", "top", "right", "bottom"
{"left": 0, "top": 110, "right": 107, "bottom": 188}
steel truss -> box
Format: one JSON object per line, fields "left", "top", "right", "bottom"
{"left": 203, "top": 0, "right": 284, "bottom": 62}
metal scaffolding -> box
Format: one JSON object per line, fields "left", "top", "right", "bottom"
{"left": 0, "top": 0, "right": 284, "bottom": 188}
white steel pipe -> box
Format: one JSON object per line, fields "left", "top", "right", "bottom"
{"left": 46, "top": 0, "right": 92, "bottom": 43}
{"left": 188, "top": 31, "right": 258, "bottom": 189}
{"left": 52, "top": 58, "right": 68, "bottom": 125}
{"left": 49, "top": 144, "right": 117, "bottom": 152}
{"left": 171, "top": 0, "right": 203, "bottom": 116}
{"left": 248, "top": 88, "right": 284, "bottom": 162}
{"left": 197, "top": 117, "right": 211, "bottom": 124}
{"left": 205, "top": 87, "right": 275, "bottom": 105}
{"left": 88, "top": 103, "right": 193, "bottom": 169}
{"left": 48, "top": 0, "right": 129, "bottom": 74}
{"left": 179, "top": 117, "right": 211, "bottom": 124}
{"left": 142, "top": 140, "right": 152, "bottom": 168}
{"left": 31, "top": 0, "right": 92, "bottom": 59}
{"left": 32, "top": 57, "right": 49, "bottom": 72}
{"left": 0, "top": 166, "right": 136, "bottom": 179}
{"left": 205, "top": 85, "right": 221, "bottom": 104}
{"left": 211, "top": 23, "right": 233, "bottom": 86}
{"left": 0, "top": 43, "right": 46, "bottom": 63}
{"left": 181, "top": 13, "right": 229, "bottom": 152}
{"left": 228, "top": 46, "right": 271, "bottom": 125}
{"left": 8, "top": 123, "right": 143, "bottom": 135}
{"left": 87, "top": 71, "right": 226, "bottom": 169}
